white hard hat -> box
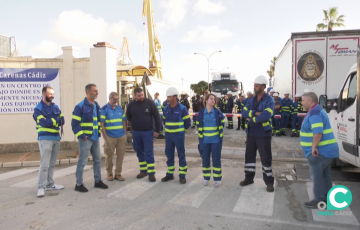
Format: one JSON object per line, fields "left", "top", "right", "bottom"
{"left": 246, "top": 91, "right": 253, "bottom": 95}
{"left": 227, "top": 91, "right": 232, "bottom": 95}
{"left": 284, "top": 91, "right": 290, "bottom": 95}
{"left": 254, "top": 75, "right": 268, "bottom": 85}
{"left": 193, "top": 94, "right": 196, "bottom": 97}
{"left": 303, "top": 88, "right": 312, "bottom": 93}
{"left": 295, "top": 93, "right": 302, "bottom": 97}
{"left": 166, "top": 87, "right": 179, "bottom": 97}
{"left": 273, "top": 93, "right": 279, "bottom": 97}
{"left": 200, "top": 95, "right": 204, "bottom": 98}
{"left": 270, "top": 89, "right": 275, "bottom": 93}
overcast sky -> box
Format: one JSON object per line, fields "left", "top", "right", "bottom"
{"left": 1, "top": 0, "right": 360, "bottom": 91}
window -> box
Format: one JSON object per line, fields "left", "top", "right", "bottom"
{"left": 341, "top": 73, "right": 357, "bottom": 111}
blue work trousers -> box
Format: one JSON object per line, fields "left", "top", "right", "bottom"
{"left": 202, "top": 142, "right": 222, "bottom": 181}
{"left": 291, "top": 115, "right": 303, "bottom": 134}
{"left": 165, "top": 133, "right": 187, "bottom": 178}
{"left": 132, "top": 130, "right": 155, "bottom": 175}
{"left": 281, "top": 112, "right": 291, "bottom": 134}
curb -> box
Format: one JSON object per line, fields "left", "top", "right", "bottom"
{"left": 0, "top": 154, "right": 106, "bottom": 168}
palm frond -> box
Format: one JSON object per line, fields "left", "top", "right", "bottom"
{"left": 316, "top": 23, "right": 327, "bottom": 31}
{"left": 322, "top": 9, "right": 329, "bottom": 22}
{"left": 329, "top": 7, "right": 338, "bottom": 18}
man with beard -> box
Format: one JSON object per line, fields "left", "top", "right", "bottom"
{"left": 126, "top": 87, "right": 161, "bottom": 182}
{"left": 72, "top": 84, "right": 108, "bottom": 192}
{"left": 161, "top": 87, "right": 191, "bottom": 184}
{"left": 241, "top": 75, "right": 275, "bottom": 192}
{"left": 33, "top": 86, "right": 65, "bottom": 197}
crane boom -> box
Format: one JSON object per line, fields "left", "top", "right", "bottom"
{"left": 142, "top": 0, "right": 163, "bottom": 79}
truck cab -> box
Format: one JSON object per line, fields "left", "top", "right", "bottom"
{"left": 211, "top": 72, "right": 243, "bottom": 97}
{"left": 319, "top": 47, "right": 360, "bottom": 168}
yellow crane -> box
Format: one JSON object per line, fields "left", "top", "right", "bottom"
{"left": 117, "top": 37, "right": 133, "bottom": 66}
{"left": 142, "top": 0, "right": 163, "bottom": 79}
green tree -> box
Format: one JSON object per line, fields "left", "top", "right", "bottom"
{"left": 316, "top": 7, "right": 345, "bottom": 31}
{"left": 190, "top": 81, "right": 209, "bottom": 95}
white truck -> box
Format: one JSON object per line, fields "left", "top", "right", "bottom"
{"left": 274, "top": 30, "right": 360, "bottom": 99}
{"left": 211, "top": 72, "right": 243, "bottom": 97}
{"left": 319, "top": 46, "right": 360, "bottom": 168}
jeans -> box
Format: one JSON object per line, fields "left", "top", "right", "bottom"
{"left": 76, "top": 139, "right": 102, "bottom": 186}
{"left": 307, "top": 154, "right": 333, "bottom": 201}
{"left": 37, "top": 140, "right": 60, "bottom": 189}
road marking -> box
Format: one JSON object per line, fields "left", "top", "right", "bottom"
{"left": 0, "top": 168, "right": 39, "bottom": 182}
{"left": 107, "top": 171, "right": 164, "bottom": 200}
{"left": 233, "top": 178, "right": 276, "bottom": 216}
{"left": 10, "top": 165, "right": 92, "bottom": 188}
{"left": 306, "top": 182, "right": 359, "bottom": 225}
{"left": 168, "top": 174, "right": 214, "bottom": 208}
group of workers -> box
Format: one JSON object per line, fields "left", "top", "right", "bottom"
{"left": 33, "top": 78, "right": 340, "bottom": 210}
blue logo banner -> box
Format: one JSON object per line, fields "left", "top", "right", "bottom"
{"left": 0, "top": 68, "right": 59, "bottom": 82}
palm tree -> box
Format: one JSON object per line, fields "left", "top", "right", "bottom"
{"left": 316, "top": 7, "right": 345, "bottom": 31}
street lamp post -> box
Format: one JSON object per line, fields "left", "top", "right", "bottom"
{"left": 194, "top": 50, "right": 222, "bottom": 91}
{"left": 181, "top": 77, "right": 184, "bottom": 86}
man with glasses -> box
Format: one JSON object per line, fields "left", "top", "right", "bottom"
{"left": 72, "top": 84, "right": 108, "bottom": 192}
{"left": 101, "top": 92, "right": 127, "bottom": 182}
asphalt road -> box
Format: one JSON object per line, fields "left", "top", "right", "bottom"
{"left": 0, "top": 154, "right": 359, "bottom": 230}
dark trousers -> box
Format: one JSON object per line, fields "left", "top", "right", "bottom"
{"left": 227, "top": 116, "right": 233, "bottom": 126}
{"left": 244, "top": 135, "right": 274, "bottom": 185}
{"left": 132, "top": 130, "right": 155, "bottom": 175}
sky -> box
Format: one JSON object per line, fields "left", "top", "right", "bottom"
{"left": 1, "top": 0, "right": 360, "bottom": 92}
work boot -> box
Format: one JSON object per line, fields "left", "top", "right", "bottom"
{"left": 191, "top": 126, "right": 195, "bottom": 129}
{"left": 276, "top": 133, "right": 281, "bottom": 137}
{"left": 227, "top": 125, "right": 233, "bottom": 129}
{"left": 157, "top": 136, "right": 165, "bottom": 140}
{"left": 296, "top": 133, "right": 300, "bottom": 137}
{"left": 282, "top": 133, "right": 287, "bottom": 136}
{"left": 75, "top": 184, "right": 88, "bottom": 193}
{"left": 114, "top": 175, "right": 125, "bottom": 181}
{"left": 148, "top": 174, "right": 156, "bottom": 182}
{"left": 236, "top": 127, "right": 240, "bottom": 130}
{"left": 161, "top": 176, "right": 174, "bottom": 182}
{"left": 179, "top": 177, "right": 186, "bottom": 184}
{"left": 290, "top": 133, "right": 297, "bottom": 137}
{"left": 239, "top": 179, "right": 254, "bottom": 186}
{"left": 136, "top": 172, "right": 148, "bottom": 179}
{"left": 94, "top": 180, "right": 108, "bottom": 189}
{"left": 107, "top": 174, "right": 114, "bottom": 181}
{"left": 304, "top": 200, "right": 325, "bottom": 209}
{"left": 266, "top": 185, "right": 274, "bottom": 192}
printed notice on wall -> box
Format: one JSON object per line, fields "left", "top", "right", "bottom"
{"left": 0, "top": 68, "right": 60, "bottom": 114}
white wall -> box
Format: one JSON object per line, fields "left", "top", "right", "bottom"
{"left": 0, "top": 47, "right": 90, "bottom": 144}
{"left": 274, "top": 40, "right": 293, "bottom": 98}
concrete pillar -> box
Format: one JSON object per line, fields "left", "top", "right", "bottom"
{"left": 90, "top": 42, "right": 117, "bottom": 153}
{"left": 61, "top": 46, "right": 80, "bottom": 142}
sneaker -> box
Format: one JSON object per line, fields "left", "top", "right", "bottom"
{"left": 179, "top": 177, "right": 186, "bottom": 184}
{"left": 94, "top": 180, "right": 108, "bottom": 189}
{"left": 148, "top": 174, "right": 156, "bottom": 182}
{"left": 114, "top": 175, "right": 125, "bottom": 181}
{"left": 45, "top": 184, "right": 64, "bottom": 191}
{"left": 203, "top": 180, "right": 209, "bottom": 186}
{"left": 304, "top": 200, "right": 325, "bottom": 209}
{"left": 266, "top": 185, "right": 274, "bottom": 192}
{"left": 195, "top": 131, "right": 198, "bottom": 135}
{"left": 161, "top": 176, "right": 174, "bottom": 182}
{"left": 107, "top": 174, "right": 114, "bottom": 181}
{"left": 75, "top": 184, "right": 88, "bottom": 193}
{"left": 239, "top": 179, "right": 254, "bottom": 186}
{"left": 136, "top": 172, "right": 148, "bottom": 179}
{"left": 214, "top": 181, "right": 221, "bottom": 187}
{"left": 37, "top": 188, "right": 45, "bottom": 197}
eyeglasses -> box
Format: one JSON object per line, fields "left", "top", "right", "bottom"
{"left": 111, "top": 98, "right": 119, "bottom": 101}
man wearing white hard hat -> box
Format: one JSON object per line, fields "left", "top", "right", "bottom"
{"left": 161, "top": 87, "right": 191, "bottom": 184}
{"left": 273, "top": 93, "right": 282, "bottom": 136}
{"left": 225, "top": 91, "right": 234, "bottom": 129}
{"left": 280, "top": 91, "right": 293, "bottom": 136}
{"left": 241, "top": 75, "right": 275, "bottom": 192}
{"left": 290, "top": 93, "right": 304, "bottom": 137}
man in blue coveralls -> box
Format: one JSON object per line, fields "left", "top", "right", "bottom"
{"left": 241, "top": 75, "right": 275, "bottom": 192}
{"left": 281, "top": 91, "right": 293, "bottom": 136}
{"left": 161, "top": 87, "right": 191, "bottom": 184}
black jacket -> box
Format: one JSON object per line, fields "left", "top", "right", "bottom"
{"left": 126, "top": 98, "right": 161, "bottom": 132}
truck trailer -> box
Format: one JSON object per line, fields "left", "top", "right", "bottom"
{"left": 274, "top": 30, "right": 360, "bottom": 98}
